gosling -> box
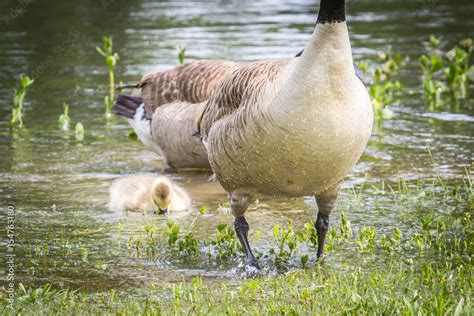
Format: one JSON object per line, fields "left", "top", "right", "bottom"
{"left": 109, "top": 174, "right": 191, "bottom": 214}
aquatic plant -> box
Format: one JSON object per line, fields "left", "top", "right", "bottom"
{"left": 128, "top": 129, "right": 137, "bottom": 139}
{"left": 165, "top": 219, "right": 200, "bottom": 254}
{"left": 444, "top": 38, "right": 472, "bottom": 99}
{"left": 355, "top": 60, "right": 369, "bottom": 75}
{"left": 369, "top": 69, "right": 402, "bottom": 122}
{"left": 75, "top": 122, "right": 84, "bottom": 141}
{"left": 423, "top": 35, "right": 441, "bottom": 50}
{"left": 178, "top": 231, "right": 200, "bottom": 254}
{"left": 361, "top": 51, "right": 405, "bottom": 125}
{"left": 81, "top": 248, "right": 88, "bottom": 262}
{"left": 209, "top": 223, "right": 240, "bottom": 260}
{"left": 420, "top": 37, "right": 447, "bottom": 109}
{"left": 303, "top": 222, "right": 318, "bottom": 249}
{"left": 420, "top": 36, "right": 474, "bottom": 107}
{"left": 96, "top": 36, "right": 119, "bottom": 117}
{"left": 375, "top": 51, "right": 406, "bottom": 79}
{"left": 9, "top": 75, "right": 34, "bottom": 129}
{"left": 58, "top": 103, "right": 71, "bottom": 131}
{"left": 165, "top": 219, "right": 180, "bottom": 247}
{"left": 269, "top": 221, "right": 303, "bottom": 269}
{"left": 355, "top": 226, "right": 377, "bottom": 252}
{"left": 177, "top": 46, "right": 186, "bottom": 65}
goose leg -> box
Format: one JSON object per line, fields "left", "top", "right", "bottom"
{"left": 315, "top": 185, "right": 340, "bottom": 259}
{"left": 315, "top": 212, "right": 329, "bottom": 258}
{"left": 235, "top": 216, "right": 259, "bottom": 268}
{"left": 230, "top": 193, "right": 259, "bottom": 269}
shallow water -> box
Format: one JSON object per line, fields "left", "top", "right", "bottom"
{"left": 0, "top": 0, "right": 473, "bottom": 290}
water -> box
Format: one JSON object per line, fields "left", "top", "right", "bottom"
{"left": 0, "top": 0, "right": 472, "bottom": 291}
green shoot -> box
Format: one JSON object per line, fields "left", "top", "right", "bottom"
{"left": 355, "top": 60, "right": 369, "bottom": 74}
{"left": 128, "top": 129, "right": 137, "bottom": 139}
{"left": 10, "top": 75, "right": 34, "bottom": 129}
{"left": 75, "top": 122, "right": 84, "bottom": 141}
{"left": 58, "top": 103, "right": 71, "bottom": 131}
{"left": 423, "top": 35, "right": 441, "bottom": 50}
{"left": 96, "top": 36, "right": 119, "bottom": 117}
{"left": 177, "top": 46, "right": 186, "bottom": 65}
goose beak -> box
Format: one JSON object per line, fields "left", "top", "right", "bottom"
{"left": 156, "top": 208, "right": 167, "bottom": 215}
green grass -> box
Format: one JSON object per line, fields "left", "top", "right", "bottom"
{"left": 2, "top": 253, "right": 472, "bottom": 315}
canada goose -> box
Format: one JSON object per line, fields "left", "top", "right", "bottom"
{"left": 196, "top": 0, "right": 373, "bottom": 268}
{"left": 109, "top": 174, "right": 192, "bottom": 213}
{"left": 113, "top": 61, "right": 239, "bottom": 171}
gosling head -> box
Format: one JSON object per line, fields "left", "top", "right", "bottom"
{"left": 151, "top": 178, "right": 173, "bottom": 215}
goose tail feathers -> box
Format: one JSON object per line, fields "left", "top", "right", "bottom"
{"left": 112, "top": 94, "right": 143, "bottom": 119}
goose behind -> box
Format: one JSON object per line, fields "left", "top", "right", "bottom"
{"left": 112, "top": 61, "right": 239, "bottom": 171}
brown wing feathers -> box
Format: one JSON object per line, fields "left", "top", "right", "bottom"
{"left": 139, "top": 60, "right": 239, "bottom": 119}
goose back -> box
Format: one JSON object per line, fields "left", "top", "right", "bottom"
{"left": 151, "top": 101, "right": 210, "bottom": 170}
{"left": 140, "top": 60, "right": 239, "bottom": 119}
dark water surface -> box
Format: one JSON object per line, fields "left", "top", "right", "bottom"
{"left": 0, "top": 0, "right": 473, "bottom": 290}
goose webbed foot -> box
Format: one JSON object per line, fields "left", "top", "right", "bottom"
{"left": 234, "top": 215, "right": 260, "bottom": 270}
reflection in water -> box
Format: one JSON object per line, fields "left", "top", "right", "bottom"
{"left": 0, "top": 0, "right": 472, "bottom": 290}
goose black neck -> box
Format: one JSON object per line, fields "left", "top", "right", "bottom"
{"left": 317, "top": 0, "right": 346, "bottom": 24}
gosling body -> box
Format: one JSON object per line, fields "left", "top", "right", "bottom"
{"left": 109, "top": 174, "right": 191, "bottom": 213}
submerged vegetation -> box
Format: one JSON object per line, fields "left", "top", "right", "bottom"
{"left": 9, "top": 75, "right": 34, "bottom": 129}
{"left": 96, "top": 36, "right": 119, "bottom": 117}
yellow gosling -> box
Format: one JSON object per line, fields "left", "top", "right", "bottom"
{"left": 109, "top": 174, "right": 191, "bottom": 214}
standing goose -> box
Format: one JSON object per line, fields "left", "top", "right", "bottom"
{"left": 198, "top": 0, "right": 373, "bottom": 267}
{"left": 113, "top": 61, "right": 239, "bottom": 171}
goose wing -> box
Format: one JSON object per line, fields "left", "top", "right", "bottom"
{"left": 198, "top": 59, "right": 291, "bottom": 137}
{"left": 139, "top": 60, "right": 239, "bottom": 119}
